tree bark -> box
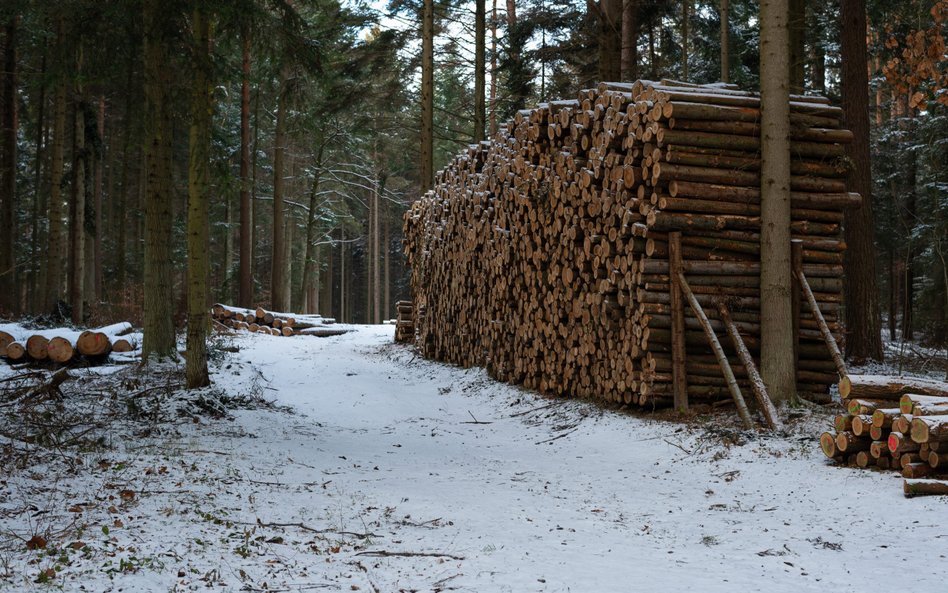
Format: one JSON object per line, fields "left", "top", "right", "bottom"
{"left": 681, "top": 0, "right": 691, "bottom": 80}
{"left": 29, "top": 48, "right": 45, "bottom": 312}
{"left": 186, "top": 5, "right": 212, "bottom": 389}
{"left": 142, "top": 0, "right": 177, "bottom": 359}
{"left": 301, "top": 144, "right": 324, "bottom": 314}
{"left": 621, "top": 0, "right": 638, "bottom": 80}
{"left": 788, "top": 0, "right": 805, "bottom": 93}
{"left": 489, "top": 0, "right": 497, "bottom": 137}
{"left": 45, "top": 17, "right": 67, "bottom": 313}
{"left": 383, "top": 216, "right": 390, "bottom": 320}
{"left": 0, "top": 16, "right": 19, "bottom": 314}
{"left": 93, "top": 95, "right": 104, "bottom": 303}
{"left": 840, "top": 0, "right": 883, "bottom": 361}
{"left": 239, "top": 26, "right": 253, "bottom": 308}
{"left": 373, "top": 175, "right": 384, "bottom": 324}
{"left": 599, "top": 0, "right": 622, "bottom": 81}
{"left": 69, "top": 45, "right": 86, "bottom": 325}
{"left": 421, "top": 0, "right": 434, "bottom": 191}
{"left": 759, "top": 0, "right": 795, "bottom": 404}
{"left": 271, "top": 64, "right": 290, "bottom": 311}
{"left": 474, "top": 0, "right": 486, "bottom": 141}
{"left": 719, "top": 0, "right": 729, "bottom": 83}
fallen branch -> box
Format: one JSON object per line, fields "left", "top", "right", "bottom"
{"left": 355, "top": 550, "right": 465, "bottom": 560}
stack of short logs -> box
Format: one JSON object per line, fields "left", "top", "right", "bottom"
{"left": 404, "top": 79, "right": 857, "bottom": 410}
{"left": 818, "top": 374, "right": 948, "bottom": 497}
{"left": 0, "top": 322, "right": 137, "bottom": 364}
{"left": 211, "top": 304, "right": 348, "bottom": 338}
{"left": 395, "top": 301, "right": 414, "bottom": 343}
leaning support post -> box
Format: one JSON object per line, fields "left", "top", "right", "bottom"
{"left": 791, "top": 239, "right": 803, "bottom": 392}
{"left": 677, "top": 271, "right": 755, "bottom": 429}
{"left": 669, "top": 231, "right": 688, "bottom": 412}
{"left": 716, "top": 300, "right": 784, "bottom": 430}
{"left": 796, "top": 266, "right": 850, "bottom": 396}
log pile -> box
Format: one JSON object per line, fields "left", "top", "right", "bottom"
{"left": 403, "top": 79, "right": 856, "bottom": 410}
{"left": 395, "top": 301, "right": 414, "bottom": 343}
{"left": 0, "top": 322, "right": 137, "bottom": 364}
{"left": 818, "top": 377, "right": 948, "bottom": 496}
{"left": 211, "top": 304, "right": 349, "bottom": 338}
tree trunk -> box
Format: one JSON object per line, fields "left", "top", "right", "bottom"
{"left": 93, "top": 95, "right": 104, "bottom": 303}
{"left": 788, "top": 0, "right": 805, "bottom": 93}
{"left": 489, "top": 0, "right": 498, "bottom": 137}
{"left": 383, "top": 216, "right": 390, "bottom": 320}
{"left": 648, "top": 13, "right": 657, "bottom": 78}
{"left": 759, "top": 0, "right": 795, "bottom": 404}
{"left": 840, "top": 0, "right": 883, "bottom": 361}
{"left": 322, "top": 235, "right": 333, "bottom": 317}
{"left": 69, "top": 46, "right": 86, "bottom": 325}
{"left": 45, "top": 18, "right": 67, "bottom": 313}
{"left": 239, "top": 26, "right": 253, "bottom": 308}
{"left": 142, "top": 0, "right": 177, "bottom": 360}
{"left": 28, "top": 49, "right": 45, "bottom": 312}
{"left": 421, "top": 0, "right": 434, "bottom": 191}
{"left": 186, "top": 5, "right": 211, "bottom": 389}
{"left": 599, "top": 0, "right": 621, "bottom": 81}
{"left": 301, "top": 145, "right": 323, "bottom": 314}
{"left": 719, "top": 0, "right": 729, "bottom": 83}
{"left": 340, "top": 229, "right": 346, "bottom": 322}
{"left": 681, "top": 0, "right": 691, "bottom": 80}
{"left": 0, "top": 17, "right": 19, "bottom": 314}
{"left": 373, "top": 176, "right": 384, "bottom": 324}
{"left": 809, "top": 3, "right": 826, "bottom": 94}
{"left": 271, "top": 65, "right": 290, "bottom": 311}
{"left": 474, "top": 0, "right": 486, "bottom": 141}
{"left": 621, "top": 0, "right": 639, "bottom": 80}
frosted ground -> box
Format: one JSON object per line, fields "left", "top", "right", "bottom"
{"left": 1, "top": 325, "right": 945, "bottom": 592}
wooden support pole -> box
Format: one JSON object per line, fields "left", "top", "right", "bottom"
{"left": 716, "top": 300, "right": 783, "bottom": 430}
{"left": 678, "top": 271, "right": 755, "bottom": 429}
{"left": 791, "top": 239, "right": 803, "bottom": 393}
{"left": 669, "top": 231, "right": 688, "bottom": 412}
{"left": 796, "top": 265, "right": 849, "bottom": 396}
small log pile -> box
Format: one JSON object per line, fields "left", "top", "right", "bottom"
{"left": 211, "top": 304, "right": 348, "bottom": 338}
{"left": 403, "top": 79, "right": 856, "bottom": 410}
{"left": 395, "top": 301, "right": 414, "bottom": 343}
{"left": 818, "top": 375, "right": 948, "bottom": 497}
{"left": 0, "top": 322, "right": 137, "bottom": 364}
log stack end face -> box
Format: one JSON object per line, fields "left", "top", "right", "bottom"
{"left": 403, "top": 79, "right": 855, "bottom": 410}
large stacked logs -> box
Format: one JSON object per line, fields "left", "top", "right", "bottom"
{"left": 819, "top": 387, "right": 948, "bottom": 497}
{"left": 1, "top": 322, "right": 136, "bottom": 365}
{"left": 211, "top": 304, "right": 346, "bottom": 338}
{"left": 403, "top": 79, "right": 858, "bottom": 410}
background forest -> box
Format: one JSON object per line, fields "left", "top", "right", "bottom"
{"left": 0, "top": 0, "right": 945, "bottom": 360}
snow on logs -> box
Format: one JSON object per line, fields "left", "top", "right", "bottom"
{"left": 820, "top": 388, "right": 948, "bottom": 496}
{"left": 211, "top": 304, "right": 348, "bottom": 338}
{"left": 403, "top": 79, "right": 855, "bottom": 410}
{"left": 0, "top": 322, "right": 136, "bottom": 364}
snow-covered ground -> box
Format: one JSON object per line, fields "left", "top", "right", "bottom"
{"left": 1, "top": 325, "right": 946, "bottom": 592}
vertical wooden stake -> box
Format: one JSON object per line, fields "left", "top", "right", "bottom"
{"left": 669, "top": 231, "right": 688, "bottom": 412}
{"left": 791, "top": 239, "right": 803, "bottom": 393}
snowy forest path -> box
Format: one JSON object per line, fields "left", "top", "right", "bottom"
{"left": 224, "top": 326, "right": 948, "bottom": 592}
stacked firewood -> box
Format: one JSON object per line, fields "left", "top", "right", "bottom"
{"left": 395, "top": 301, "right": 414, "bottom": 343}
{"left": 0, "top": 322, "right": 137, "bottom": 364}
{"left": 818, "top": 374, "right": 948, "bottom": 496}
{"left": 403, "top": 79, "right": 855, "bottom": 408}
{"left": 211, "top": 304, "right": 348, "bottom": 338}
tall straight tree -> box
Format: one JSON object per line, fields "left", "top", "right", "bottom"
{"left": 271, "top": 64, "right": 290, "bottom": 311}
{"left": 238, "top": 25, "right": 253, "bottom": 308}
{"left": 681, "top": 0, "right": 691, "bottom": 80}
{"left": 788, "top": 0, "right": 805, "bottom": 93}
{"left": 420, "top": 0, "right": 434, "bottom": 190}
{"left": 186, "top": 3, "right": 212, "bottom": 388}
{"left": 840, "top": 0, "right": 883, "bottom": 361}
{"left": 141, "top": 0, "right": 177, "bottom": 359}
{"left": 69, "top": 44, "right": 86, "bottom": 324}
{"left": 0, "top": 15, "right": 17, "bottom": 314}
{"left": 719, "top": 0, "right": 729, "bottom": 83}
{"left": 621, "top": 0, "right": 639, "bottom": 80}
{"left": 759, "top": 0, "right": 795, "bottom": 404}
{"left": 474, "top": 0, "right": 486, "bottom": 141}
{"left": 599, "top": 0, "right": 622, "bottom": 81}
{"left": 45, "top": 17, "right": 67, "bottom": 313}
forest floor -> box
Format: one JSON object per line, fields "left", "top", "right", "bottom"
{"left": 1, "top": 325, "right": 946, "bottom": 592}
